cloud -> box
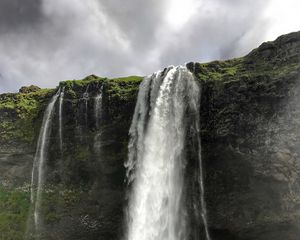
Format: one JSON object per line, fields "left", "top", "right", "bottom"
{"left": 0, "top": 0, "right": 43, "bottom": 33}
{"left": 0, "top": 0, "right": 294, "bottom": 93}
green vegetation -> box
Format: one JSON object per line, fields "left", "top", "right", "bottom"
{"left": 0, "top": 88, "right": 55, "bottom": 116}
{"left": 197, "top": 55, "right": 300, "bottom": 83}
{"left": 59, "top": 74, "right": 143, "bottom": 101}
{"left": 196, "top": 32, "right": 300, "bottom": 83}
{"left": 60, "top": 75, "right": 106, "bottom": 99}
{"left": 196, "top": 58, "right": 243, "bottom": 81}
{"left": 105, "top": 76, "right": 143, "bottom": 100}
{"left": 0, "top": 186, "right": 30, "bottom": 240}
{"left": 0, "top": 88, "right": 56, "bottom": 148}
{"left": 0, "top": 74, "right": 143, "bottom": 148}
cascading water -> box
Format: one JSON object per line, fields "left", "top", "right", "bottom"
{"left": 125, "top": 66, "right": 211, "bottom": 240}
{"left": 193, "top": 82, "right": 211, "bottom": 240}
{"left": 94, "top": 85, "right": 103, "bottom": 153}
{"left": 94, "top": 85, "right": 103, "bottom": 130}
{"left": 83, "top": 84, "right": 90, "bottom": 127}
{"left": 29, "top": 89, "right": 60, "bottom": 236}
{"left": 58, "top": 87, "right": 65, "bottom": 153}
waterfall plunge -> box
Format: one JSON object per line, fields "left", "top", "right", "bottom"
{"left": 59, "top": 87, "right": 65, "bottom": 153}
{"left": 94, "top": 86, "right": 103, "bottom": 153}
{"left": 94, "top": 85, "right": 103, "bottom": 130}
{"left": 126, "top": 66, "right": 211, "bottom": 240}
{"left": 83, "top": 84, "right": 90, "bottom": 128}
{"left": 30, "top": 89, "right": 60, "bottom": 235}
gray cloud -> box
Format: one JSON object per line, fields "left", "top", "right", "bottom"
{"left": 0, "top": 0, "right": 274, "bottom": 93}
{"left": 0, "top": 0, "right": 43, "bottom": 33}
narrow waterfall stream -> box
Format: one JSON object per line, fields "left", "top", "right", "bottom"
{"left": 94, "top": 85, "right": 103, "bottom": 130}
{"left": 58, "top": 87, "right": 65, "bottom": 153}
{"left": 27, "top": 84, "right": 105, "bottom": 239}
{"left": 94, "top": 85, "right": 103, "bottom": 153}
{"left": 30, "top": 89, "right": 60, "bottom": 236}
{"left": 125, "top": 66, "right": 211, "bottom": 240}
{"left": 83, "top": 84, "right": 90, "bottom": 127}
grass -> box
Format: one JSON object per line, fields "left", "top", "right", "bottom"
{"left": 0, "top": 186, "right": 30, "bottom": 240}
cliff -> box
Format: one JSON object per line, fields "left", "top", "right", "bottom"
{"left": 0, "top": 31, "right": 299, "bottom": 240}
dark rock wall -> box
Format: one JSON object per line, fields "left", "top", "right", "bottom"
{"left": 201, "top": 72, "right": 300, "bottom": 240}
{"left": 198, "top": 31, "right": 300, "bottom": 240}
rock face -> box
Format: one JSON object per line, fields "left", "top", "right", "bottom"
{"left": 0, "top": 31, "right": 299, "bottom": 240}
{"left": 197, "top": 31, "right": 300, "bottom": 240}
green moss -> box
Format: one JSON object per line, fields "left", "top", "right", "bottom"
{"left": 0, "top": 88, "right": 55, "bottom": 114}
{"left": 197, "top": 58, "right": 242, "bottom": 81}
{"left": 0, "top": 74, "right": 143, "bottom": 150}
{"left": 106, "top": 75, "right": 143, "bottom": 101}
{"left": 60, "top": 75, "right": 107, "bottom": 99}
{"left": 197, "top": 53, "right": 299, "bottom": 83}
{"left": 0, "top": 88, "right": 56, "bottom": 147}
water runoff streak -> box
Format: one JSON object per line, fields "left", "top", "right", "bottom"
{"left": 94, "top": 85, "right": 103, "bottom": 153}
{"left": 83, "top": 84, "right": 90, "bottom": 127}
{"left": 58, "top": 87, "right": 65, "bottom": 153}
{"left": 94, "top": 85, "right": 103, "bottom": 130}
{"left": 125, "top": 66, "right": 211, "bottom": 240}
{"left": 30, "top": 89, "right": 60, "bottom": 236}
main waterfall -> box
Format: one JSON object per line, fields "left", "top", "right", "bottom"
{"left": 125, "top": 66, "right": 211, "bottom": 240}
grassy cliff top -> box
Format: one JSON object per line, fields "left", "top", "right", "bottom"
{"left": 0, "top": 75, "right": 143, "bottom": 151}
{"left": 190, "top": 31, "right": 300, "bottom": 82}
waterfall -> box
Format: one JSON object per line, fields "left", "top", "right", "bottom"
{"left": 94, "top": 85, "right": 103, "bottom": 129}
{"left": 193, "top": 82, "right": 211, "bottom": 240}
{"left": 30, "top": 89, "right": 60, "bottom": 235}
{"left": 125, "top": 66, "right": 211, "bottom": 240}
{"left": 94, "top": 85, "right": 103, "bottom": 153}
{"left": 83, "top": 85, "right": 90, "bottom": 127}
{"left": 58, "top": 87, "right": 65, "bottom": 153}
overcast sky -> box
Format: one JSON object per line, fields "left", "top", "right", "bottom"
{"left": 0, "top": 0, "right": 299, "bottom": 93}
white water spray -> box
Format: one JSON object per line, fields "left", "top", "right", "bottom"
{"left": 83, "top": 85, "right": 90, "bottom": 127}
{"left": 125, "top": 66, "right": 211, "bottom": 240}
{"left": 93, "top": 85, "right": 103, "bottom": 153}
{"left": 30, "top": 89, "right": 60, "bottom": 235}
{"left": 58, "top": 87, "right": 65, "bottom": 153}
{"left": 94, "top": 85, "right": 103, "bottom": 129}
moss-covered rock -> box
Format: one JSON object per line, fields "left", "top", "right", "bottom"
{"left": 0, "top": 88, "right": 56, "bottom": 152}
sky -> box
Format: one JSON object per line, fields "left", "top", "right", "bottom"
{"left": 0, "top": 0, "right": 299, "bottom": 93}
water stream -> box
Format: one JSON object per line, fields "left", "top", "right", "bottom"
{"left": 30, "top": 89, "right": 60, "bottom": 236}
{"left": 125, "top": 66, "right": 211, "bottom": 240}
{"left": 58, "top": 87, "right": 65, "bottom": 153}
{"left": 83, "top": 85, "right": 90, "bottom": 128}
{"left": 94, "top": 85, "right": 103, "bottom": 130}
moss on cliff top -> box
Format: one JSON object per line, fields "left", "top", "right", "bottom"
{"left": 193, "top": 31, "right": 300, "bottom": 83}
{"left": 0, "top": 88, "right": 56, "bottom": 150}
{"left": 195, "top": 56, "right": 300, "bottom": 83}
{"left": 0, "top": 88, "right": 55, "bottom": 116}
{"left": 0, "top": 74, "right": 143, "bottom": 151}
{"left": 106, "top": 75, "right": 143, "bottom": 100}
{"left": 58, "top": 74, "right": 143, "bottom": 100}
